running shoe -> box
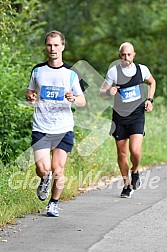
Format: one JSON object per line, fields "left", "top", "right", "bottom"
{"left": 120, "top": 185, "right": 133, "bottom": 198}
{"left": 37, "top": 173, "right": 51, "bottom": 201}
{"left": 131, "top": 171, "right": 141, "bottom": 190}
{"left": 47, "top": 201, "right": 59, "bottom": 217}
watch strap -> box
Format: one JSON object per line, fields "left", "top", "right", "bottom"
{"left": 147, "top": 98, "right": 153, "bottom": 103}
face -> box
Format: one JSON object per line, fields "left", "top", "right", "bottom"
{"left": 119, "top": 45, "right": 135, "bottom": 67}
{"left": 46, "top": 35, "right": 64, "bottom": 61}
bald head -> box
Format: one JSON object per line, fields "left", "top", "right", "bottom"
{"left": 119, "top": 42, "right": 136, "bottom": 67}
{"left": 119, "top": 42, "right": 135, "bottom": 53}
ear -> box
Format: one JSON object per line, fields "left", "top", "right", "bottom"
{"left": 62, "top": 45, "right": 65, "bottom": 52}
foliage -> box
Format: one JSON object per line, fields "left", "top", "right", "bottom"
{"left": 1, "top": 0, "right": 167, "bottom": 164}
{"left": 0, "top": 0, "right": 167, "bottom": 226}
{"left": 45, "top": 0, "right": 167, "bottom": 99}
{"left": 0, "top": 0, "right": 17, "bottom": 41}
{"left": 0, "top": 0, "right": 46, "bottom": 164}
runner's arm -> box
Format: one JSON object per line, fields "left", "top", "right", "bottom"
{"left": 65, "top": 92, "right": 86, "bottom": 107}
{"left": 146, "top": 74, "right": 156, "bottom": 100}
{"left": 100, "top": 81, "right": 119, "bottom": 97}
{"left": 145, "top": 74, "right": 156, "bottom": 112}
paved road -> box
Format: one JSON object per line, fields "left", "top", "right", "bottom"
{"left": 0, "top": 164, "right": 167, "bottom": 252}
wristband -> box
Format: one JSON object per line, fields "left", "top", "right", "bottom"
{"left": 147, "top": 98, "right": 153, "bottom": 103}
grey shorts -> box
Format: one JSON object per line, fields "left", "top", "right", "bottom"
{"left": 31, "top": 131, "right": 74, "bottom": 152}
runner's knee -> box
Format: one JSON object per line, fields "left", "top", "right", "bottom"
{"left": 36, "top": 164, "right": 50, "bottom": 177}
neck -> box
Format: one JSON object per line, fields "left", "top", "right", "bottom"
{"left": 128, "top": 62, "right": 134, "bottom": 68}
{"left": 48, "top": 58, "right": 63, "bottom": 68}
{"left": 121, "top": 62, "right": 134, "bottom": 68}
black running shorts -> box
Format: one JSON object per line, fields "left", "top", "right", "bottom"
{"left": 111, "top": 120, "right": 145, "bottom": 140}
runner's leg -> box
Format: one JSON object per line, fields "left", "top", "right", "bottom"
{"left": 34, "top": 149, "right": 51, "bottom": 177}
{"left": 115, "top": 139, "right": 130, "bottom": 185}
{"left": 129, "top": 134, "right": 143, "bottom": 173}
{"left": 51, "top": 148, "right": 67, "bottom": 200}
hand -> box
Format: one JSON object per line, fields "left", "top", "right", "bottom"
{"left": 27, "top": 91, "right": 37, "bottom": 103}
{"left": 106, "top": 86, "right": 120, "bottom": 96}
{"left": 111, "top": 86, "right": 120, "bottom": 95}
{"left": 65, "top": 92, "right": 75, "bottom": 102}
{"left": 145, "top": 100, "right": 153, "bottom": 112}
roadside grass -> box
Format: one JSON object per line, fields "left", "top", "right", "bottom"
{"left": 0, "top": 166, "right": 45, "bottom": 227}
{"left": 0, "top": 135, "right": 119, "bottom": 227}
{"left": 0, "top": 98, "right": 166, "bottom": 227}
{"left": 142, "top": 97, "right": 167, "bottom": 165}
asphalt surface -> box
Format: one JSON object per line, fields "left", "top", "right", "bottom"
{"left": 0, "top": 164, "right": 167, "bottom": 252}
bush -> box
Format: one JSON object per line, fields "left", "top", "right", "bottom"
{"left": 0, "top": 0, "right": 46, "bottom": 165}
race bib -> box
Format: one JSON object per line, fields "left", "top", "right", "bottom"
{"left": 40, "top": 86, "right": 65, "bottom": 101}
{"left": 119, "top": 85, "right": 141, "bottom": 103}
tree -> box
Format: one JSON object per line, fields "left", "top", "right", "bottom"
{"left": 0, "top": 0, "right": 46, "bottom": 164}
{"left": 44, "top": 0, "right": 167, "bottom": 99}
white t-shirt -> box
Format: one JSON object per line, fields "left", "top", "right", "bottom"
{"left": 105, "top": 63, "right": 152, "bottom": 119}
{"left": 105, "top": 63, "right": 151, "bottom": 85}
{"left": 28, "top": 62, "right": 83, "bottom": 134}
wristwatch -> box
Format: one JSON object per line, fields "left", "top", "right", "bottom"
{"left": 147, "top": 98, "right": 153, "bottom": 103}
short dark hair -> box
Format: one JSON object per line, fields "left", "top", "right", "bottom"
{"left": 45, "top": 30, "right": 65, "bottom": 45}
